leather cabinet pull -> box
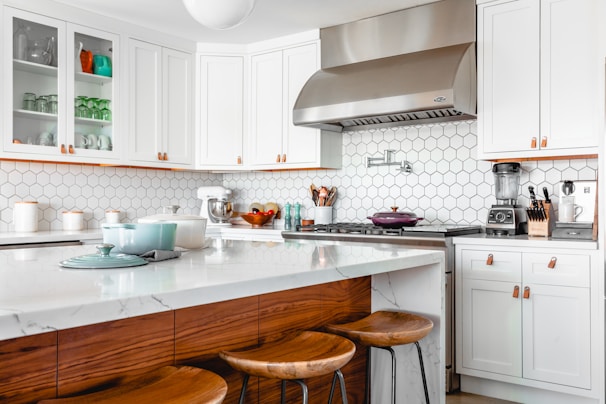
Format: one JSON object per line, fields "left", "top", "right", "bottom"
{"left": 281, "top": 153, "right": 286, "bottom": 163}
{"left": 163, "top": 153, "right": 168, "bottom": 161}
{"left": 541, "top": 137, "right": 548, "bottom": 148}
{"left": 523, "top": 286, "right": 530, "bottom": 299}
{"left": 276, "top": 154, "right": 281, "bottom": 163}
{"left": 60, "top": 144, "right": 67, "bottom": 154}
{"left": 513, "top": 285, "right": 520, "bottom": 298}
{"left": 68, "top": 145, "right": 75, "bottom": 154}
{"left": 486, "top": 254, "right": 494, "bottom": 265}
{"left": 531, "top": 137, "right": 537, "bottom": 148}
{"left": 237, "top": 156, "right": 242, "bottom": 165}
{"left": 548, "top": 257, "right": 557, "bottom": 269}
{"left": 157, "top": 152, "right": 162, "bottom": 160}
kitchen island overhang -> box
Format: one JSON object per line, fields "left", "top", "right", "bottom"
{"left": 0, "top": 238, "right": 446, "bottom": 403}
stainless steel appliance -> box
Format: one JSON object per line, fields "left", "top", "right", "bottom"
{"left": 552, "top": 180, "right": 597, "bottom": 240}
{"left": 282, "top": 222, "right": 482, "bottom": 393}
{"left": 486, "top": 162, "right": 527, "bottom": 236}
{"left": 293, "top": 0, "right": 476, "bottom": 132}
{"left": 197, "top": 186, "right": 233, "bottom": 226}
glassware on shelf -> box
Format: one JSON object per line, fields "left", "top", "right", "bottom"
{"left": 99, "top": 99, "right": 112, "bottom": 121}
{"left": 35, "top": 96, "right": 48, "bottom": 113}
{"left": 88, "top": 97, "right": 101, "bottom": 120}
{"left": 48, "top": 94, "right": 58, "bottom": 114}
{"left": 27, "top": 39, "right": 51, "bottom": 65}
{"left": 23, "top": 93, "right": 36, "bottom": 111}
{"left": 13, "top": 22, "right": 29, "bottom": 61}
{"left": 46, "top": 36, "right": 57, "bottom": 67}
{"left": 76, "top": 96, "right": 89, "bottom": 118}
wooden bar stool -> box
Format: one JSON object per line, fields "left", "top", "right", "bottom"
{"left": 38, "top": 365, "right": 227, "bottom": 403}
{"left": 219, "top": 330, "right": 356, "bottom": 404}
{"left": 325, "top": 311, "right": 433, "bottom": 404}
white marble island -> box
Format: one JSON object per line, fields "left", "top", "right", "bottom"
{"left": 0, "top": 239, "right": 445, "bottom": 403}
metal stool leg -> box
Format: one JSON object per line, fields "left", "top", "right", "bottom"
{"left": 328, "top": 369, "right": 348, "bottom": 404}
{"left": 375, "top": 346, "right": 396, "bottom": 404}
{"left": 238, "top": 373, "right": 250, "bottom": 404}
{"left": 365, "top": 347, "right": 371, "bottom": 404}
{"left": 281, "top": 380, "right": 287, "bottom": 404}
{"left": 288, "top": 379, "right": 309, "bottom": 404}
{"left": 415, "top": 341, "right": 430, "bottom": 404}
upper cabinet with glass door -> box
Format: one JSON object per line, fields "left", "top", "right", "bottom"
{"left": 68, "top": 25, "right": 119, "bottom": 161}
{"left": 3, "top": 8, "right": 65, "bottom": 157}
{"left": 2, "top": 7, "right": 119, "bottom": 163}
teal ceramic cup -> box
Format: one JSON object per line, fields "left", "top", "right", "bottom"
{"left": 93, "top": 54, "right": 112, "bottom": 77}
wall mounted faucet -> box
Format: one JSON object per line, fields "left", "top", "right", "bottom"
{"left": 365, "top": 149, "right": 412, "bottom": 173}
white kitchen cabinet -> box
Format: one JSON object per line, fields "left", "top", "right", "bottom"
{"left": 128, "top": 39, "right": 193, "bottom": 168}
{"left": 249, "top": 42, "right": 341, "bottom": 169}
{"left": 197, "top": 55, "right": 244, "bottom": 169}
{"left": 2, "top": 7, "right": 120, "bottom": 163}
{"left": 477, "top": 0, "right": 599, "bottom": 159}
{"left": 455, "top": 241, "right": 601, "bottom": 401}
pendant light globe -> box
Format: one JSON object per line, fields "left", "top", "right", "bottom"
{"left": 182, "top": 0, "right": 256, "bottom": 30}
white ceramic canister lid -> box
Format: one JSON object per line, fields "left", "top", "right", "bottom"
{"left": 14, "top": 201, "right": 39, "bottom": 232}
{"left": 62, "top": 210, "right": 84, "bottom": 231}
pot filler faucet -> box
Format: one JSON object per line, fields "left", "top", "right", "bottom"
{"left": 366, "top": 149, "right": 412, "bottom": 173}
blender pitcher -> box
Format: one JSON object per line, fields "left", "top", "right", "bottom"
{"left": 492, "top": 162, "right": 521, "bottom": 206}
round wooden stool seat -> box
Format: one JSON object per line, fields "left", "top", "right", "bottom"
{"left": 220, "top": 330, "right": 356, "bottom": 380}
{"left": 38, "top": 365, "right": 227, "bottom": 404}
{"left": 325, "top": 310, "right": 433, "bottom": 347}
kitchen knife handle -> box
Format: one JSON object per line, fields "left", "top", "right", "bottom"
{"left": 486, "top": 254, "right": 493, "bottom": 265}
{"left": 512, "top": 285, "right": 520, "bottom": 298}
{"left": 548, "top": 257, "right": 557, "bottom": 269}
{"left": 523, "top": 286, "right": 530, "bottom": 299}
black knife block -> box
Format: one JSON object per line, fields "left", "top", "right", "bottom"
{"left": 527, "top": 202, "right": 554, "bottom": 237}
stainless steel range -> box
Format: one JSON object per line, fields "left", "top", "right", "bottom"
{"left": 282, "top": 222, "right": 482, "bottom": 393}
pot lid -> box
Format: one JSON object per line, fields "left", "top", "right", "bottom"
{"left": 60, "top": 244, "right": 148, "bottom": 269}
{"left": 139, "top": 213, "right": 206, "bottom": 221}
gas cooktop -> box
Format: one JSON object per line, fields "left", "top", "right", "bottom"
{"left": 286, "top": 222, "right": 482, "bottom": 238}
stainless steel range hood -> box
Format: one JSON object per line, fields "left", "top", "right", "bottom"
{"left": 293, "top": 0, "right": 476, "bottom": 132}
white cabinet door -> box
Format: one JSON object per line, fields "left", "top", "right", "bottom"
{"left": 477, "top": 0, "right": 539, "bottom": 155}
{"left": 197, "top": 55, "right": 244, "bottom": 168}
{"left": 477, "top": 0, "right": 599, "bottom": 159}
{"left": 461, "top": 279, "right": 522, "bottom": 377}
{"left": 3, "top": 8, "right": 66, "bottom": 158}
{"left": 522, "top": 283, "right": 590, "bottom": 388}
{"left": 249, "top": 50, "right": 283, "bottom": 166}
{"left": 162, "top": 47, "right": 193, "bottom": 166}
{"left": 540, "top": 0, "right": 599, "bottom": 151}
{"left": 128, "top": 39, "right": 193, "bottom": 167}
{"left": 129, "top": 39, "right": 162, "bottom": 163}
{"left": 281, "top": 43, "right": 320, "bottom": 166}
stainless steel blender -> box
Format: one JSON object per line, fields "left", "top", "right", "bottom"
{"left": 486, "top": 162, "right": 527, "bottom": 235}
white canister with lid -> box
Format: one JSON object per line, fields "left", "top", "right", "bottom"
{"left": 13, "top": 201, "right": 39, "bottom": 232}
{"left": 62, "top": 211, "right": 84, "bottom": 231}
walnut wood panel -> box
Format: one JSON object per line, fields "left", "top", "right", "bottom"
{"left": 56, "top": 311, "right": 174, "bottom": 398}
{"left": 258, "top": 278, "right": 371, "bottom": 404}
{"left": 0, "top": 332, "right": 57, "bottom": 403}
{"left": 175, "top": 296, "right": 260, "bottom": 404}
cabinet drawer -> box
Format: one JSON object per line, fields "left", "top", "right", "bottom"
{"left": 461, "top": 249, "right": 521, "bottom": 282}
{"left": 523, "top": 253, "right": 590, "bottom": 287}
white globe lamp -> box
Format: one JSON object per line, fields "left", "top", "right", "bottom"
{"left": 182, "top": 0, "right": 256, "bottom": 30}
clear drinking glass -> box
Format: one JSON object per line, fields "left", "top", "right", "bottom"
{"left": 23, "top": 92, "right": 36, "bottom": 111}
{"left": 99, "top": 99, "right": 112, "bottom": 121}
{"left": 76, "top": 96, "right": 89, "bottom": 118}
{"left": 88, "top": 97, "right": 101, "bottom": 120}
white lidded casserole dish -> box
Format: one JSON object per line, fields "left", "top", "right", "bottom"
{"left": 138, "top": 211, "right": 207, "bottom": 250}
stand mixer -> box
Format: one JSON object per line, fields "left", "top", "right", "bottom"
{"left": 197, "top": 186, "right": 233, "bottom": 226}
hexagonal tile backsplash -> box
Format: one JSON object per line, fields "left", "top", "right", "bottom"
{"left": 0, "top": 121, "right": 598, "bottom": 231}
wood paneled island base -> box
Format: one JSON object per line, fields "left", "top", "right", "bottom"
{"left": 0, "top": 277, "right": 371, "bottom": 403}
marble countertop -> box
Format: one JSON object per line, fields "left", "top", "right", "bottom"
{"left": 0, "top": 238, "right": 444, "bottom": 341}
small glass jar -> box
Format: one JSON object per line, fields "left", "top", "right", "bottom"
{"left": 47, "top": 94, "right": 58, "bottom": 114}
{"left": 35, "top": 96, "right": 48, "bottom": 113}
{"left": 23, "top": 92, "right": 36, "bottom": 111}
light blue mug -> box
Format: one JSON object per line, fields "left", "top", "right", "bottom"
{"left": 93, "top": 55, "right": 112, "bottom": 77}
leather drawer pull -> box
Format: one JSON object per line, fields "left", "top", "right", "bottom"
{"left": 540, "top": 137, "right": 548, "bottom": 148}
{"left": 523, "top": 286, "right": 530, "bottom": 299}
{"left": 486, "top": 254, "right": 493, "bottom": 265}
{"left": 548, "top": 257, "right": 557, "bottom": 269}
{"left": 512, "top": 285, "right": 520, "bottom": 298}
{"left": 531, "top": 137, "right": 537, "bottom": 148}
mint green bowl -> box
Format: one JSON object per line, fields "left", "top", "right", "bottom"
{"left": 102, "top": 223, "right": 177, "bottom": 255}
